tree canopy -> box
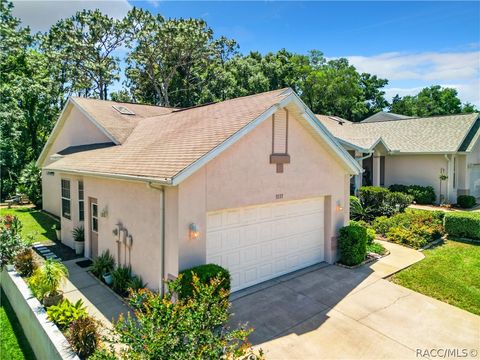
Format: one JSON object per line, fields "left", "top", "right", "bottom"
{"left": 0, "top": 0, "right": 477, "bottom": 200}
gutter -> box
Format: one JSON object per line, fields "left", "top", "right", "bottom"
{"left": 147, "top": 182, "right": 166, "bottom": 294}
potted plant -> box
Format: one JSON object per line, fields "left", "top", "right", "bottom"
{"left": 29, "top": 259, "right": 69, "bottom": 307}
{"left": 52, "top": 223, "right": 61, "bottom": 241}
{"left": 91, "top": 250, "right": 114, "bottom": 285}
{"left": 72, "top": 226, "right": 85, "bottom": 255}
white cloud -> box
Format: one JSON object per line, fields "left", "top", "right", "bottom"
{"left": 344, "top": 51, "right": 480, "bottom": 107}
{"left": 12, "top": 0, "right": 132, "bottom": 32}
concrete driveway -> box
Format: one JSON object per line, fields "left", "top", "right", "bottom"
{"left": 230, "top": 242, "right": 480, "bottom": 360}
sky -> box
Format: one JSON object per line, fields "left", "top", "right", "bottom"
{"left": 11, "top": 0, "right": 480, "bottom": 107}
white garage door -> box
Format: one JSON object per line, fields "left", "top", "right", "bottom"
{"left": 206, "top": 197, "right": 325, "bottom": 292}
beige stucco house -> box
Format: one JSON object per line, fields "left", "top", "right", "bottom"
{"left": 37, "top": 88, "right": 361, "bottom": 292}
{"left": 316, "top": 112, "right": 480, "bottom": 203}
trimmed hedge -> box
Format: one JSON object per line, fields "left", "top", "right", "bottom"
{"left": 338, "top": 221, "right": 367, "bottom": 266}
{"left": 359, "top": 186, "right": 389, "bottom": 209}
{"left": 177, "top": 264, "right": 231, "bottom": 299}
{"left": 444, "top": 212, "right": 480, "bottom": 240}
{"left": 388, "top": 184, "right": 436, "bottom": 205}
{"left": 354, "top": 187, "right": 413, "bottom": 220}
{"left": 457, "top": 195, "right": 477, "bottom": 209}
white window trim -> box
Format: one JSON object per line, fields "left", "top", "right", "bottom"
{"left": 91, "top": 202, "right": 98, "bottom": 233}
{"left": 61, "top": 179, "right": 71, "bottom": 220}
{"left": 78, "top": 181, "right": 84, "bottom": 221}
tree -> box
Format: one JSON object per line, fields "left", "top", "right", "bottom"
{"left": 95, "top": 275, "right": 262, "bottom": 359}
{"left": 390, "top": 85, "right": 477, "bottom": 117}
{"left": 42, "top": 9, "right": 128, "bottom": 100}
{"left": 17, "top": 161, "right": 42, "bottom": 207}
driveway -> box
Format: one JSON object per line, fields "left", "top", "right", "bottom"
{"left": 230, "top": 242, "right": 480, "bottom": 359}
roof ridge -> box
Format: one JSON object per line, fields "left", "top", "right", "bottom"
{"left": 354, "top": 112, "right": 479, "bottom": 125}
{"left": 71, "top": 96, "right": 177, "bottom": 110}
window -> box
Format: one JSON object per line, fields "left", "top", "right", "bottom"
{"left": 91, "top": 203, "right": 98, "bottom": 232}
{"left": 61, "top": 179, "right": 71, "bottom": 219}
{"left": 453, "top": 157, "right": 457, "bottom": 189}
{"left": 78, "top": 181, "right": 84, "bottom": 221}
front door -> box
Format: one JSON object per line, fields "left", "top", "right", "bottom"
{"left": 89, "top": 198, "right": 99, "bottom": 258}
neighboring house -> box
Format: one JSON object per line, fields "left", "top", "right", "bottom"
{"left": 316, "top": 112, "right": 480, "bottom": 203}
{"left": 37, "top": 88, "right": 361, "bottom": 292}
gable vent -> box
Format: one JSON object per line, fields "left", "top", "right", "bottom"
{"left": 112, "top": 105, "right": 135, "bottom": 115}
{"left": 273, "top": 110, "right": 288, "bottom": 154}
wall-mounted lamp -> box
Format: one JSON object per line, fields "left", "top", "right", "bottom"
{"left": 336, "top": 200, "right": 344, "bottom": 212}
{"left": 101, "top": 206, "right": 108, "bottom": 218}
{"left": 189, "top": 223, "right": 200, "bottom": 240}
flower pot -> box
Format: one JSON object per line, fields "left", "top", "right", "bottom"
{"left": 55, "top": 229, "right": 61, "bottom": 241}
{"left": 43, "top": 292, "right": 63, "bottom": 307}
{"left": 5, "top": 264, "right": 14, "bottom": 271}
{"left": 74, "top": 241, "right": 84, "bottom": 255}
{"left": 103, "top": 273, "right": 113, "bottom": 285}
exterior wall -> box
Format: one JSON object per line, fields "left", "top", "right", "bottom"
{"left": 41, "top": 105, "right": 112, "bottom": 217}
{"left": 384, "top": 154, "right": 455, "bottom": 203}
{"left": 62, "top": 176, "right": 164, "bottom": 290}
{"left": 172, "top": 108, "right": 351, "bottom": 272}
{"left": 467, "top": 138, "right": 480, "bottom": 198}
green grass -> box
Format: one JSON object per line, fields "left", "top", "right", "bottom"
{"left": 0, "top": 289, "right": 36, "bottom": 360}
{"left": 0, "top": 207, "right": 58, "bottom": 244}
{"left": 391, "top": 239, "right": 480, "bottom": 315}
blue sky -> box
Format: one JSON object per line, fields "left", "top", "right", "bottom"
{"left": 12, "top": 1, "right": 480, "bottom": 106}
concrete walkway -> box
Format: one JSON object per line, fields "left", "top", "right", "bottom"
{"left": 60, "top": 258, "right": 132, "bottom": 330}
{"left": 230, "top": 241, "right": 480, "bottom": 360}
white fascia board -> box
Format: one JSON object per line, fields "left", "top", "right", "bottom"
{"left": 370, "top": 137, "right": 392, "bottom": 153}
{"left": 70, "top": 97, "right": 119, "bottom": 145}
{"left": 171, "top": 97, "right": 290, "bottom": 186}
{"left": 289, "top": 94, "right": 362, "bottom": 175}
{"left": 336, "top": 138, "right": 370, "bottom": 153}
{"left": 45, "top": 167, "right": 173, "bottom": 185}
{"left": 36, "top": 99, "right": 74, "bottom": 167}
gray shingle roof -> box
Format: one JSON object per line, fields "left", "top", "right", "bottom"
{"left": 362, "top": 112, "right": 413, "bottom": 123}
{"left": 316, "top": 113, "right": 479, "bottom": 153}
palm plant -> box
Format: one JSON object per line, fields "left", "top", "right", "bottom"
{"left": 72, "top": 226, "right": 85, "bottom": 242}
{"left": 29, "top": 259, "right": 68, "bottom": 306}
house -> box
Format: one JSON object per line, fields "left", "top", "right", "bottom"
{"left": 316, "top": 112, "right": 480, "bottom": 203}
{"left": 37, "top": 88, "right": 361, "bottom": 292}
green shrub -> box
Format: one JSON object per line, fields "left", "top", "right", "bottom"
{"left": 366, "top": 242, "right": 386, "bottom": 255}
{"left": 350, "top": 196, "right": 376, "bottom": 221}
{"left": 359, "top": 186, "right": 389, "bottom": 209}
{"left": 14, "top": 248, "right": 37, "bottom": 276}
{"left": 386, "top": 227, "right": 428, "bottom": 248}
{"left": 47, "top": 299, "right": 88, "bottom": 330}
{"left": 444, "top": 212, "right": 480, "bottom": 240}
{"left": 111, "top": 266, "right": 132, "bottom": 296}
{"left": 457, "top": 195, "right": 477, "bottom": 209}
{"left": 383, "top": 192, "right": 414, "bottom": 214}
{"left": 28, "top": 259, "right": 68, "bottom": 300}
{"left": 177, "top": 264, "right": 231, "bottom": 299}
{"left": 90, "top": 250, "right": 114, "bottom": 277}
{"left": 372, "top": 216, "right": 394, "bottom": 236}
{"left": 366, "top": 228, "right": 376, "bottom": 244}
{"left": 0, "top": 228, "right": 25, "bottom": 269}
{"left": 338, "top": 221, "right": 367, "bottom": 266}
{"left": 68, "top": 317, "right": 100, "bottom": 359}
{"left": 128, "top": 275, "right": 146, "bottom": 291}
{"left": 388, "top": 184, "right": 436, "bottom": 204}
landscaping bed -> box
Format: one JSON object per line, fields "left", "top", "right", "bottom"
{"left": 391, "top": 239, "right": 480, "bottom": 315}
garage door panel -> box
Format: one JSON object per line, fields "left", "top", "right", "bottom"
{"left": 207, "top": 197, "right": 325, "bottom": 292}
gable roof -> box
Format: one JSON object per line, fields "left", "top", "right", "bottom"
{"left": 43, "top": 88, "right": 361, "bottom": 185}
{"left": 316, "top": 113, "right": 480, "bottom": 153}
{"left": 362, "top": 112, "right": 413, "bottom": 123}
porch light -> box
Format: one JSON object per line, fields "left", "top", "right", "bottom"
{"left": 189, "top": 223, "right": 200, "bottom": 240}
{"left": 336, "top": 200, "right": 343, "bottom": 212}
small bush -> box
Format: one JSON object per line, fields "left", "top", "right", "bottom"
{"left": 457, "top": 195, "right": 477, "bottom": 209}
{"left": 128, "top": 275, "right": 146, "bottom": 291}
{"left": 178, "top": 264, "right": 231, "bottom": 299}
{"left": 359, "top": 186, "right": 389, "bottom": 209}
{"left": 338, "top": 221, "right": 367, "bottom": 266}
{"left": 444, "top": 212, "right": 480, "bottom": 240}
{"left": 112, "top": 266, "right": 132, "bottom": 296}
{"left": 383, "top": 192, "right": 414, "bottom": 215}
{"left": 386, "top": 227, "right": 428, "bottom": 249}
{"left": 68, "top": 317, "right": 100, "bottom": 359}
{"left": 47, "top": 299, "right": 88, "bottom": 330}
{"left": 366, "top": 228, "right": 376, "bottom": 244}
{"left": 388, "top": 184, "right": 436, "bottom": 204}
{"left": 90, "top": 250, "right": 114, "bottom": 277}
{"left": 14, "top": 248, "right": 37, "bottom": 276}
{"left": 367, "top": 242, "right": 386, "bottom": 255}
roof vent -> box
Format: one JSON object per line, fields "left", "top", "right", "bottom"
{"left": 112, "top": 105, "right": 135, "bottom": 115}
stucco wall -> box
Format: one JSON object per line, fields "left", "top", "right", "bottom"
{"left": 173, "top": 108, "right": 351, "bottom": 271}
{"left": 82, "top": 177, "right": 163, "bottom": 290}
{"left": 384, "top": 154, "right": 454, "bottom": 202}
{"left": 41, "top": 105, "right": 111, "bottom": 217}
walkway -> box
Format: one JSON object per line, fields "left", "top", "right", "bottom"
{"left": 230, "top": 240, "right": 480, "bottom": 359}
{"left": 60, "top": 258, "right": 133, "bottom": 330}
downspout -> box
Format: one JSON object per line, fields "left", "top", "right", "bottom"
{"left": 352, "top": 151, "right": 373, "bottom": 194}
{"left": 148, "top": 182, "right": 165, "bottom": 293}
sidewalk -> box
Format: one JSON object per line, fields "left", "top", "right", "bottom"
{"left": 60, "top": 258, "right": 133, "bottom": 330}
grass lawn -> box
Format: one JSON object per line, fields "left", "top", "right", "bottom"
{"left": 0, "top": 289, "right": 36, "bottom": 360}
{"left": 391, "top": 239, "right": 480, "bottom": 315}
{"left": 0, "top": 207, "right": 58, "bottom": 244}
